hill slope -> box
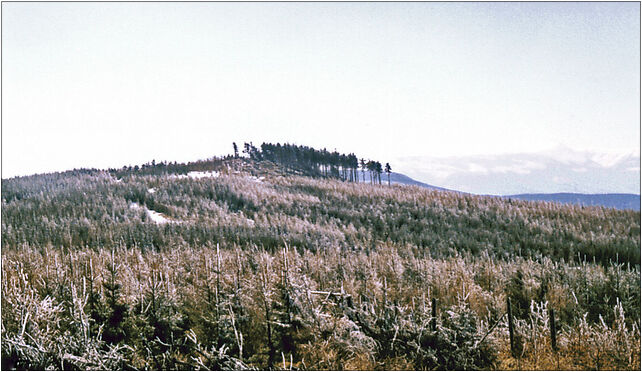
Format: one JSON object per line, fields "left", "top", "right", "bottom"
{"left": 2, "top": 158, "right": 638, "bottom": 265}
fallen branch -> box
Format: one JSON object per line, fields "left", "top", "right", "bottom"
{"left": 475, "top": 312, "right": 506, "bottom": 349}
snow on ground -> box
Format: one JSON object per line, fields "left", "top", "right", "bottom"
{"left": 248, "top": 175, "right": 265, "bottom": 183}
{"left": 187, "top": 171, "right": 220, "bottom": 179}
{"left": 169, "top": 171, "right": 220, "bottom": 180}
{"left": 169, "top": 174, "right": 188, "bottom": 179}
{"left": 146, "top": 209, "right": 172, "bottom": 224}
{"left": 104, "top": 172, "right": 123, "bottom": 183}
{"left": 130, "top": 202, "right": 177, "bottom": 224}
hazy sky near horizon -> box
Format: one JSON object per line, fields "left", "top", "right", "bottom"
{"left": 2, "top": 2, "right": 640, "bottom": 179}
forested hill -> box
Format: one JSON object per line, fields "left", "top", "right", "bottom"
{"left": 2, "top": 154, "right": 641, "bottom": 370}
{"left": 2, "top": 156, "right": 639, "bottom": 267}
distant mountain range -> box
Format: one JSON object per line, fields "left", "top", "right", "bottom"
{"left": 356, "top": 170, "right": 438, "bottom": 189}
{"left": 380, "top": 171, "right": 640, "bottom": 211}
{"left": 504, "top": 193, "right": 640, "bottom": 211}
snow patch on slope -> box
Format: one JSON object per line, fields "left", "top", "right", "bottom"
{"left": 248, "top": 175, "right": 265, "bottom": 183}
{"left": 129, "top": 202, "right": 177, "bottom": 225}
{"left": 187, "top": 171, "right": 220, "bottom": 179}
{"left": 169, "top": 171, "right": 220, "bottom": 180}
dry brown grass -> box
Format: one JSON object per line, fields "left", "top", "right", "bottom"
{"left": 2, "top": 243, "right": 639, "bottom": 370}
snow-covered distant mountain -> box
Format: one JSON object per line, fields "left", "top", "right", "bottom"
{"left": 394, "top": 146, "right": 640, "bottom": 196}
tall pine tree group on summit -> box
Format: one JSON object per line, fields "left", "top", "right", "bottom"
{"left": 233, "top": 142, "right": 389, "bottom": 185}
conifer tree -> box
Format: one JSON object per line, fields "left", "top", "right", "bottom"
{"left": 366, "top": 160, "right": 376, "bottom": 184}
{"left": 385, "top": 163, "right": 392, "bottom": 186}
{"left": 102, "top": 253, "right": 128, "bottom": 345}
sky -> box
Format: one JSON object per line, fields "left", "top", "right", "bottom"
{"left": 2, "top": 2, "right": 640, "bottom": 192}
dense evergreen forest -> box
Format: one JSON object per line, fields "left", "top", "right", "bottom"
{"left": 1, "top": 149, "right": 640, "bottom": 370}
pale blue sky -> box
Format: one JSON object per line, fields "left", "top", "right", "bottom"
{"left": 2, "top": 2, "right": 640, "bottom": 181}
